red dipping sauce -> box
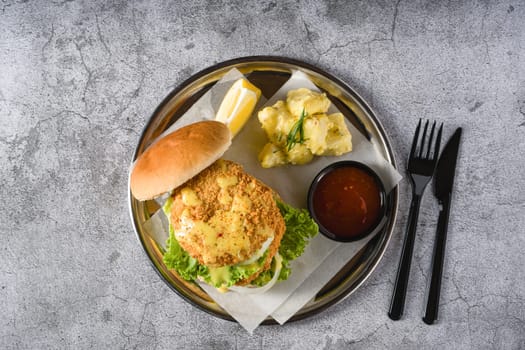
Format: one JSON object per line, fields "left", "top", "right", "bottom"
{"left": 308, "top": 161, "right": 385, "bottom": 242}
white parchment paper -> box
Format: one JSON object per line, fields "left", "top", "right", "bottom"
{"left": 141, "top": 68, "right": 402, "bottom": 333}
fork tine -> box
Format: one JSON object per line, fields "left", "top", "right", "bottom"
{"left": 418, "top": 120, "right": 429, "bottom": 158}
{"left": 433, "top": 123, "right": 443, "bottom": 161}
{"left": 410, "top": 119, "right": 422, "bottom": 159}
{"left": 425, "top": 121, "right": 437, "bottom": 159}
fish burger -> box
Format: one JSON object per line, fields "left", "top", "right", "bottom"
{"left": 130, "top": 121, "right": 318, "bottom": 292}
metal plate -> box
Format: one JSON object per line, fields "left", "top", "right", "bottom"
{"left": 128, "top": 56, "right": 399, "bottom": 323}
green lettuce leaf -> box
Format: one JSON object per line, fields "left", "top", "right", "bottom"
{"left": 275, "top": 200, "right": 318, "bottom": 281}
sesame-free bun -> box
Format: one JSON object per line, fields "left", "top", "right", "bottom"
{"left": 130, "top": 121, "right": 231, "bottom": 200}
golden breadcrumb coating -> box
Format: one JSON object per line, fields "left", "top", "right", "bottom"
{"left": 170, "top": 159, "right": 285, "bottom": 269}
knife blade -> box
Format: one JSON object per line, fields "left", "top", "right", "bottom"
{"left": 434, "top": 128, "right": 462, "bottom": 200}
{"left": 423, "top": 127, "right": 462, "bottom": 324}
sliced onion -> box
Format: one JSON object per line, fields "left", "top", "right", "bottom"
{"left": 228, "top": 253, "right": 282, "bottom": 295}
{"left": 238, "top": 236, "right": 274, "bottom": 266}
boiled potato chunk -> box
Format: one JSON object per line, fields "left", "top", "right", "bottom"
{"left": 286, "top": 143, "right": 314, "bottom": 165}
{"left": 324, "top": 113, "right": 353, "bottom": 155}
{"left": 258, "top": 101, "right": 294, "bottom": 147}
{"left": 303, "top": 115, "right": 330, "bottom": 155}
{"left": 287, "top": 88, "right": 331, "bottom": 117}
{"left": 258, "top": 143, "right": 287, "bottom": 168}
{"left": 257, "top": 88, "right": 352, "bottom": 168}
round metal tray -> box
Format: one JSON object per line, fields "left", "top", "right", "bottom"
{"left": 128, "top": 56, "right": 399, "bottom": 323}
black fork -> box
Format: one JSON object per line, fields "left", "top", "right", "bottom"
{"left": 389, "top": 120, "right": 443, "bottom": 320}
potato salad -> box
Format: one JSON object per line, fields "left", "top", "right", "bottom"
{"left": 257, "top": 88, "right": 352, "bottom": 168}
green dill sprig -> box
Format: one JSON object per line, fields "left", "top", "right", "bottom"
{"left": 286, "top": 109, "right": 307, "bottom": 151}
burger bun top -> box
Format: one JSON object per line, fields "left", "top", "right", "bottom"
{"left": 130, "top": 120, "right": 231, "bottom": 200}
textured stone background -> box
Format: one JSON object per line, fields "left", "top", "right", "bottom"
{"left": 1, "top": 0, "right": 524, "bottom": 349}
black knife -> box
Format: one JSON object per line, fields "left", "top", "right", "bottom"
{"left": 423, "top": 127, "right": 462, "bottom": 325}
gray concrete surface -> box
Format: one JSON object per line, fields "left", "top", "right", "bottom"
{"left": 1, "top": 0, "right": 524, "bottom": 349}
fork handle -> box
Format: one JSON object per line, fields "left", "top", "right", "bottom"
{"left": 388, "top": 193, "right": 422, "bottom": 320}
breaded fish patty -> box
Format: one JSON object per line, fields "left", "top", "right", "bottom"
{"left": 170, "top": 159, "right": 285, "bottom": 268}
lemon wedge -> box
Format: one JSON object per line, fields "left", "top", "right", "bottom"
{"left": 215, "top": 78, "right": 261, "bottom": 137}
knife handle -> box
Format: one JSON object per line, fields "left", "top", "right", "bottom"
{"left": 389, "top": 193, "right": 422, "bottom": 320}
{"left": 423, "top": 195, "right": 451, "bottom": 324}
